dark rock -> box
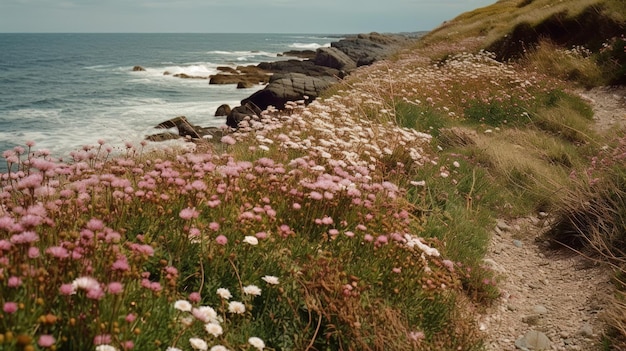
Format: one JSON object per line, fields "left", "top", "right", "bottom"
{"left": 155, "top": 116, "right": 202, "bottom": 138}
{"left": 241, "top": 73, "right": 337, "bottom": 111}
{"left": 331, "top": 32, "right": 410, "bottom": 66}
{"left": 226, "top": 102, "right": 262, "bottom": 128}
{"left": 132, "top": 66, "right": 146, "bottom": 71}
{"left": 216, "top": 66, "right": 238, "bottom": 74}
{"left": 173, "top": 73, "right": 208, "bottom": 79}
{"left": 257, "top": 60, "right": 340, "bottom": 78}
{"left": 314, "top": 47, "right": 357, "bottom": 72}
{"left": 209, "top": 66, "right": 270, "bottom": 85}
{"left": 215, "top": 104, "right": 231, "bottom": 117}
{"left": 149, "top": 116, "right": 227, "bottom": 142}
{"left": 237, "top": 81, "right": 256, "bottom": 89}
{"left": 280, "top": 50, "right": 317, "bottom": 59}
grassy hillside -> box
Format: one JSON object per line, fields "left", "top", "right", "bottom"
{"left": 0, "top": 1, "right": 625, "bottom": 351}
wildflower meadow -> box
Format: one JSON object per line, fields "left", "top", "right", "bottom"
{"left": 2, "top": 1, "right": 625, "bottom": 348}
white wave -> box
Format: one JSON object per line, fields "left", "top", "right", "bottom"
{"left": 208, "top": 50, "right": 276, "bottom": 58}
{"left": 130, "top": 63, "right": 220, "bottom": 79}
{"left": 288, "top": 42, "right": 331, "bottom": 50}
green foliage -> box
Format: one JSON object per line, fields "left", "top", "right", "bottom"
{"left": 463, "top": 97, "right": 528, "bottom": 127}
{"left": 394, "top": 101, "right": 449, "bottom": 136}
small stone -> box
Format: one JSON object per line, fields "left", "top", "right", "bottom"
{"left": 497, "top": 219, "right": 513, "bottom": 232}
{"left": 515, "top": 330, "right": 551, "bottom": 350}
{"left": 578, "top": 323, "right": 593, "bottom": 337}
{"left": 508, "top": 305, "right": 518, "bottom": 311}
{"left": 522, "top": 315, "right": 540, "bottom": 325}
{"left": 539, "top": 212, "right": 548, "bottom": 218}
{"left": 513, "top": 240, "right": 523, "bottom": 248}
{"left": 533, "top": 305, "right": 548, "bottom": 315}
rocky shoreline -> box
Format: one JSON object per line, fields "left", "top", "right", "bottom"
{"left": 144, "top": 32, "right": 422, "bottom": 142}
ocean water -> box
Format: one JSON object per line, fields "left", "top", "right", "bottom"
{"left": 0, "top": 33, "right": 333, "bottom": 165}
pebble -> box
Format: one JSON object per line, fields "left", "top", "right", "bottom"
{"left": 513, "top": 240, "right": 523, "bottom": 248}
{"left": 533, "top": 305, "right": 548, "bottom": 315}
{"left": 515, "top": 330, "right": 551, "bottom": 350}
{"left": 578, "top": 323, "right": 593, "bottom": 337}
{"left": 497, "top": 219, "right": 513, "bottom": 232}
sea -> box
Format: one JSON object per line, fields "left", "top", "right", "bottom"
{"left": 0, "top": 33, "right": 335, "bottom": 168}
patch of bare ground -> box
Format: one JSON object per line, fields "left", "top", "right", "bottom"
{"left": 478, "top": 86, "right": 626, "bottom": 350}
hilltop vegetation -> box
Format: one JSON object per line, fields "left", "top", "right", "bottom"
{"left": 0, "top": 0, "right": 625, "bottom": 350}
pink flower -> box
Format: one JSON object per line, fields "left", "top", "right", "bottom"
{"left": 364, "top": 234, "right": 374, "bottom": 242}
{"left": 28, "top": 246, "right": 40, "bottom": 258}
{"left": 10, "top": 231, "right": 39, "bottom": 244}
{"left": 215, "top": 235, "right": 228, "bottom": 245}
{"left": 255, "top": 231, "right": 268, "bottom": 240}
{"left": 86, "top": 218, "right": 105, "bottom": 231}
{"left": 375, "top": 235, "right": 388, "bottom": 245}
{"left": 108, "top": 282, "right": 124, "bottom": 294}
{"left": 38, "top": 335, "right": 55, "bottom": 347}
{"left": 0, "top": 240, "right": 11, "bottom": 251}
{"left": 309, "top": 191, "right": 323, "bottom": 200}
{"left": 292, "top": 203, "right": 301, "bottom": 210}
{"left": 125, "top": 313, "right": 137, "bottom": 323}
{"left": 209, "top": 222, "right": 220, "bottom": 231}
{"left": 94, "top": 334, "right": 112, "bottom": 346}
{"left": 121, "top": 340, "right": 134, "bottom": 350}
{"left": 46, "top": 246, "right": 69, "bottom": 259}
{"left": 179, "top": 207, "right": 199, "bottom": 220}
{"left": 8, "top": 276, "right": 22, "bottom": 288}
{"left": 111, "top": 256, "right": 130, "bottom": 271}
{"left": 3, "top": 302, "right": 18, "bottom": 314}
{"left": 344, "top": 231, "right": 355, "bottom": 238}
{"left": 220, "top": 135, "right": 236, "bottom": 145}
{"left": 59, "top": 283, "right": 75, "bottom": 295}
{"left": 189, "top": 292, "right": 201, "bottom": 303}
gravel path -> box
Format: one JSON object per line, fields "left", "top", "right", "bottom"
{"left": 478, "top": 87, "right": 626, "bottom": 351}
{"left": 478, "top": 216, "right": 613, "bottom": 351}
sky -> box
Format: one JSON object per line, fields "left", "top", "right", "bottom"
{"left": 0, "top": 0, "right": 497, "bottom": 34}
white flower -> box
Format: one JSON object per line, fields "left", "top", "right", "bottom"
{"left": 216, "top": 288, "right": 232, "bottom": 300}
{"left": 189, "top": 337, "right": 208, "bottom": 350}
{"left": 72, "top": 276, "right": 101, "bottom": 292}
{"left": 167, "top": 348, "right": 183, "bottom": 351}
{"left": 174, "top": 300, "right": 192, "bottom": 312}
{"left": 243, "top": 284, "right": 262, "bottom": 296}
{"left": 192, "top": 306, "right": 218, "bottom": 323}
{"left": 210, "top": 346, "right": 229, "bottom": 351}
{"left": 248, "top": 336, "right": 265, "bottom": 350}
{"left": 243, "top": 236, "right": 258, "bottom": 245}
{"left": 227, "top": 301, "right": 245, "bottom": 314}
{"left": 410, "top": 180, "right": 426, "bottom": 186}
{"left": 453, "top": 161, "right": 460, "bottom": 168}
{"left": 95, "top": 346, "right": 118, "bottom": 351}
{"left": 261, "top": 275, "right": 279, "bottom": 285}
{"left": 205, "top": 322, "right": 223, "bottom": 337}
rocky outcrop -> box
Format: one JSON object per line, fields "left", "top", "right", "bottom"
{"left": 279, "top": 50, "right": 317, "bottom": 59}
{"left": 146, "top": 116, "right": 223, "bottom": 142}
{"left": 241, "top": 73, "right": 337, "bottom": 111}
{"left": 226, "top": 102, "right": 263, "bottom": 128}
{"left": 132, "top": 66, "right": 146, "bottom": 71}
{"left": 150, "top": 32, "right": 415, "bottom": 136}
{"left": 331, "top": 32, "right": 410, "bottom": 66}
{"left": 313, "top": 47, "right": 357, "bottom": 72}
{"left": 215, "top": 104, "right": 231, "bottom": 117}
{"left": 257, "top": 60, "right": 341, "bottom": 77}
{"left": 209, "top": 65, "right": 270, "bottom": 86}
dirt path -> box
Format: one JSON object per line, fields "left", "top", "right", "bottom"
{"left": 477, "top": 87, "right": 626, "bottom": 351}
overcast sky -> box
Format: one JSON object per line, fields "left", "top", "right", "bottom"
{"left": 0, "top": 0, "right": 496, "bottom": 34}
